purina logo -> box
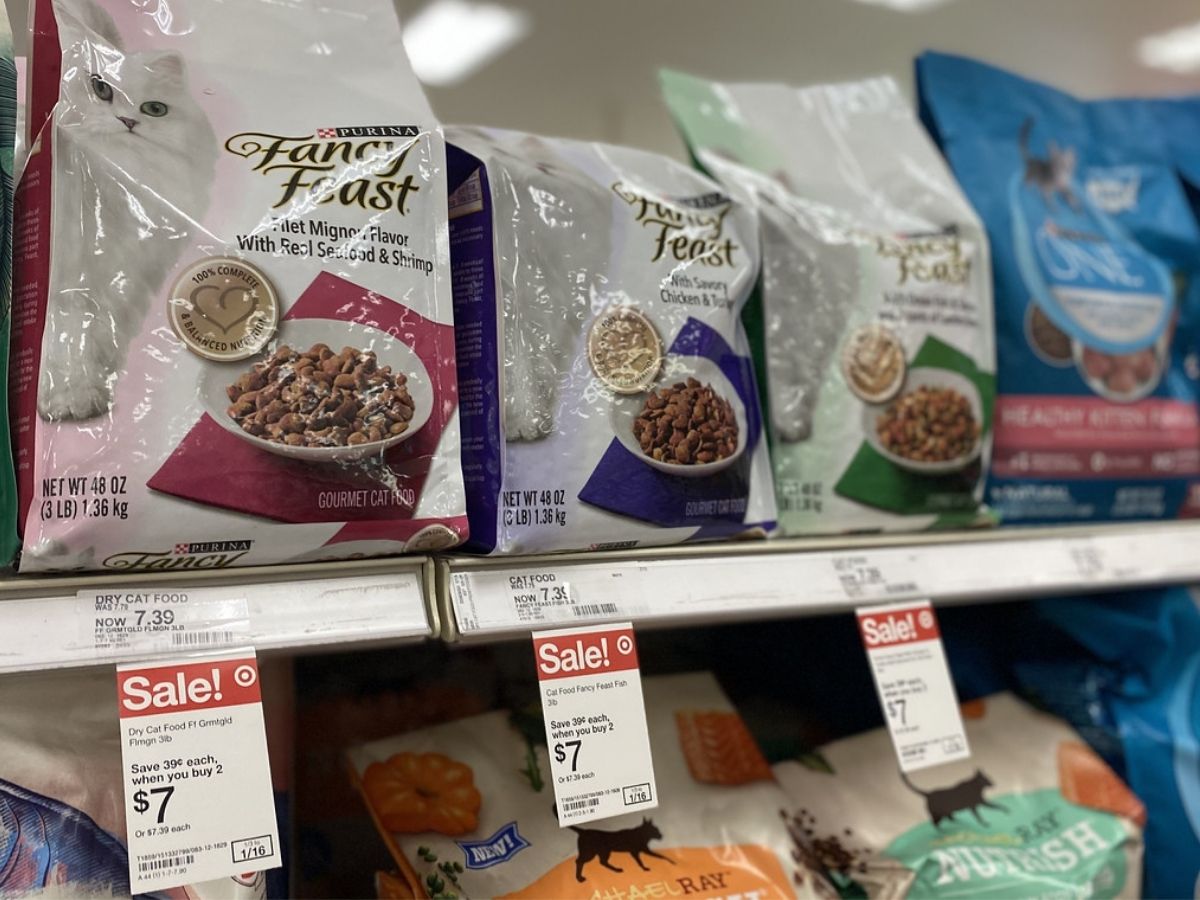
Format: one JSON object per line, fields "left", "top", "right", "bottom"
{"left": 174, "top": 540, "right": 253, "bottom": 555}
{"left": 1086, "top": 169, "right": 1141, "bottom": 214}
{"left": 315, "top": 125, "right": 420, "bottom": 139}
{"left": 456, "top": 821, "right": 529, "bottom": 869}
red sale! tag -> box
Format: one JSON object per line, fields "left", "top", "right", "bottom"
{"left": 856, "top": 600, "right": 970, "bottom": 773}
{"left": 533, "top": 623, "right": 640, "bottom": 681}
{"left": 118, "top": 656, "right": 263, "bottom": 717}
{"left": 534, "top": 622, "right": 657, "bottom": 827}
{"left": 117, "top": 651, "right": 279, "bottom": 894}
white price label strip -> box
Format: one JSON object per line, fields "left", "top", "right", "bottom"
{"left": 857, "top": 600, "right": 970, "bottom": 773}
{"left": 535, "top": 622, "right": 658, "bottom": 827}
{"left": 117, "top": 651, "right": 280, "bottom": 894}
{"left": 80, "top": 588, "right": 249, "bottom": 655}
{"left": 453, "top": 570, "right": 627, "bottom": 632}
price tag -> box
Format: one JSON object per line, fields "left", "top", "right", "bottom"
{"left": 857, "top": 600, "right": 970, "bottom": 773}
{"left": 534, "top": 622, "right": 657, "bottom": 826}
{"left": 116, "top": 650, "right": 280, "bottom": 893}
{"left": 833, "top": 553, "right": 921, "bottom": 602}
{"left": 80, "top": 588, "right": 249, "bottom": 655}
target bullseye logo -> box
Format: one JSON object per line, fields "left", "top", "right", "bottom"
{"left": 234, "top": 664, "right": 258, "bottom": 688}
{"left": 616, "top": 634, "right": 634, "bottom": 655}
{"left": 918, "top": 609, "right": 935, "bottom": 630}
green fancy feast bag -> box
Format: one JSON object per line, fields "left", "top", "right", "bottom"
{"left": 662, "top": 72, "right": 995, "bottom": 535}
{"left": 773, "top": 693, "right": 1145, "bottom": 898}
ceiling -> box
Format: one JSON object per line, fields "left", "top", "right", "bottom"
{"left": 393, "top": 0, "right": 1200, "bottom": 159}
{"left": 8, "top": 0, "right": 1200, "bottom": 161}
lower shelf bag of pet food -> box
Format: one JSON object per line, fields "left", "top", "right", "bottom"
{"left": 0, "top": 665, "right": 290, "bottom": 898}
{"left": 773, "top": 692, "right": 1145, "bottom": 898}
{"left": 348, "top": 672, "right": 831, "bottom": 898}
{"left": 11, "top": 0, "right": 465, "bottom": 572}
{"left": 445, "top": 127, "right": 776, "bottom": 553}
{"left": 917, "top": 53, "right": 1200, "bottom": 523}
{"left": 661, "top": 72, "right": 995, "bottom": 535}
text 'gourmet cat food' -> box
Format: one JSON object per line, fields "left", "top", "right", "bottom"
{"left": 662, "top": 73, "right": 996, "bottom": 535}
{"left": 918, "top": 53, "right": 1200, "bottom": 523}
{"left": 446, "top": 127, "right": 776, "bottom": 554}
{"left": 12, "top": 0, "right": 466, "bottom": 572}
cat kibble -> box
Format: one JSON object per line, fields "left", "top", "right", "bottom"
{"left": 633, "top": 378, "right": 738, "bottom": 465}
{"left": 226, "top": 343, "right": 414, "bottom": 448}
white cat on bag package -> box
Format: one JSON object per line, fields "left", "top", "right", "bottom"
{"left": 11, "top": 0, "right": 466, "bottom": 572}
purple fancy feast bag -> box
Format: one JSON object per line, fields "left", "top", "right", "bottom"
{"left": 445, "top": 127, "right": 776, "bottom": 554}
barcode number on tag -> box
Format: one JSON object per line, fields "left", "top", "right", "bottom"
{"left": 535, "top": 622, "right": 658, "bottom": 827}
{"left": 857, "top": 600, "right": 970, "bottom": 773}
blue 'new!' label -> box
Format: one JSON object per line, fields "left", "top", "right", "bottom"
{"left": 1009, "top": 169, "right": 1173, "bottom": 355}
{"left": 456, "top": 821, "right": 529, "bottom": 869}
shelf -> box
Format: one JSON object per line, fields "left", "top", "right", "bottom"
{"left": 437, "top": 521, "right": 1200, "bottom": 641}
{"left": 3, "top": 521, "right": 1197, "bottom": 667}
{"left": 0, "top": 557, "right": 434, "bottom": 674}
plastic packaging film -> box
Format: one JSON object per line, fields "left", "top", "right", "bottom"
{"left": 661, "top": 72, "right": 996, "bottom": 536}
{"left": 446, "top": 126, "right": 776, "bottom": 554}
{"left": 12, "top": 0, "right": 466, "bottom": 573}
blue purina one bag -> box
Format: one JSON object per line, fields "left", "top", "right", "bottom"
{"left": 917, "top": 53, "right": 1200, "bottom": 523}
{"left": 1018, "top": 588, "right": 1200, "bottom": 899}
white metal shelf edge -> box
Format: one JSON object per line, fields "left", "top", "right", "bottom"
{"left": 0, "top": 567, "right": 432, "bottom": 673}
{"left": 442, "top": 522, "right": 1200, "bottom": 640}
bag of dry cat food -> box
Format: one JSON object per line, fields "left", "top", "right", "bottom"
{"left": 917, "top": 53, "right": 1200, "bottom": 523}
{"left": 0, "top": 665, "right": 289, "bottom": 898}
{"left": 662, "top": 72, "right": 995, "bottom": 535}
{"left": 0, "top": 8, "right": 17, "bottom": 569}
{"left": 445, "top": 127, "right": 776, "bottom": 553}
{"left": 11, "top": 0, "right": 465, "bottom": 572}
{"left": 774, "top": 693, "right": 1145, "bottom": 898}
{"left": 348, "top": 672, "right": 831, "bottom": 898}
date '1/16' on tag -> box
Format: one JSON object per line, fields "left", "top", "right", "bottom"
{"left": 534, "top": 622, "right": 658, "bottom": 827}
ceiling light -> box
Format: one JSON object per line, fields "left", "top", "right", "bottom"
{"left": 403, "top": 0, "right": 531, "bottom": 86}
{"left": 1139, "top": 20, "right": 1200, "bottom": 74}
{"left": 848, "top": 0, "right": 956, "bottom": 12}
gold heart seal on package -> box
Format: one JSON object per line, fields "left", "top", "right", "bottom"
{"left": 170, "top": 256, "right": 280, "bottom": 362}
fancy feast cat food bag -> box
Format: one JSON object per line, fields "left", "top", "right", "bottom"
{"left": 445, "top": 127, "right": 775, "bottom": 554}
{"left": 0, "top": 7, "right": 17, "bottom": 569}
{"left": 774, "top": 693, "right": 1145, "bottom": 898}
{"left": 0, "top": 666, "right": 285, "bottom": 897}
{"left": 917, "top": 53, "right": 1200, "bottom": 523}
{"left": 662, "top": 73, "right": 996, "bottom": 535}
{"left": 12, "top": 0, "right": 465, "bottom": 572}
{"left": 349, "top": 673, "right": 830, "bottom": 898}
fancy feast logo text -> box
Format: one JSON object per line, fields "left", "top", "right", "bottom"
{"left": 876, "top": 233, "right": 971, "bottom": 286}
{"left": 225, "top": 125, "right": 423, "bottom": 214}
{"left": 103, "top": 540, "right": 254, "bottom": 571}
{"left": 612, "top": 182, "right": 738, "bottom": 267}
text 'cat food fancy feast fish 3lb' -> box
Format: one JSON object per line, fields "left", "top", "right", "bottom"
{"left": 917, "top": 53, "right": 1200, "bottom": 523}
{"left": 11, "top": 0, "right": 466, "bottom": 572}
{"left": 661, "top": 73, "right": 996, "bottom": 536}
{"left": 445, "top": 127, "right": 776, "bottom": 554}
